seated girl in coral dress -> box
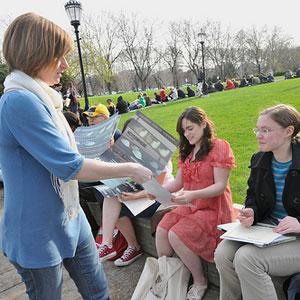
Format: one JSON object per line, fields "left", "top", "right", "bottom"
{"left": 155, "top": 106, "right": 236, "bottom": 300}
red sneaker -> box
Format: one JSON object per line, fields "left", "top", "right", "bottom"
{"left": 97, "top": 244, "right": 117, "bottom": 262}
{"left": 114, "top": 246, "right": 143, "bottom": 267}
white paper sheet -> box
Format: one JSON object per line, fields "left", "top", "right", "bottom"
{"left": 142, "top": 178, "right": 172, "bottom": 203}
{"left": 122, "top": 198, "right": 156, "bottom": 216}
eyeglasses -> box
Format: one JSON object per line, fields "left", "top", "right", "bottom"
{"left": 252, "top": 127, "right": 282, "bottom": 135}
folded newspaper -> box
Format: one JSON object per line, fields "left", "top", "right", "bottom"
{"left": 74, "top": 113, "right": 120, "bottom": 159}
{"left": 75, "top": 111, "right": 178, "bottom": 209}
{"left": 96, "top": 111, "right": 178, "bottom": 188}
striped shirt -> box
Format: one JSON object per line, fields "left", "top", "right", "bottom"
{"left": 270, "top": 157, "right": 292, "bottom": 220}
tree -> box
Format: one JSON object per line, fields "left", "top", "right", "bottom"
{"left": 207, "top": 22, "right": 235, "bottom": 80}
{"left": 234, "top": 29, "right": 251, "bottom": 78}
{"left": 118, "top": 14, "right": 162, "bottom": 91}
{"left": 245, "top": 26, "right": 268, "bottom": 74}
{"left": 164, "top": 22, "right": 182, "bottom": 88}
{"left": 81, "top": 12, "right": 123, "bottom": 95}
{"left": 265, "top": 26, "right": 292, "bottom": 74}
{"left": 180, "top": 20, "right": 207, "bottom": 80}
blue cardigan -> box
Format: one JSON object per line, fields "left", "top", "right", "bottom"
{"left": 0, "top": 89, "right": 91, "bottom": 268}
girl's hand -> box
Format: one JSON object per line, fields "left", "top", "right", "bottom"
{"left": 120, "top": 192, "right": 140, "bottom": 201}
{"left": 171, "top": 190, "right": 195, "bottom": 205}
{"left": 237, "top": 208, "right": 254, "bottom": 227}
{"left": 273, "top": 216, "right": 300, "bottom": 234}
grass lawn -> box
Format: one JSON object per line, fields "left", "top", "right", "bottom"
{"left": 81, "top": 78, "right": 300, "bottom": 204}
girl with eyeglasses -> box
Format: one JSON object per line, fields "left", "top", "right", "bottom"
{"left": 215, "top": 104, "right": 300, "bottom": 300}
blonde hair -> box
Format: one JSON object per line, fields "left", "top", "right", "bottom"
{"left": 3, "top": 12, "right": 74, "bottom": 77}
{"left": 260, "top": 104, "right": 300, "bottom": 140}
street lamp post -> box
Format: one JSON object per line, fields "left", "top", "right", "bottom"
{"left": 65, "top": 0, "right": 89, "bottom": 111}
{"left": 198, "top": 30, "right": 207, "bottom": 94}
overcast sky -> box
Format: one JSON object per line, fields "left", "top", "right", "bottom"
{"left": 1, "top": 0, "right": 299, "bottom": 45}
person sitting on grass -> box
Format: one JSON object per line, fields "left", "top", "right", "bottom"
{"left": 177, "top": 88, "right": 186, "bottom": 99}
{"left": 225, "top": 79, "right": 235, "bottom": 90}
{"left": 116, "top": 95, "right": 129, "bottom": 114}
{"left": 152, "top": 92, "right": 162, "bottom": 104}
{"left": 159, "top": 87, "right": 167, "bottom": 102}
{"left": 129, "top": 94, "right": 146, "bottom": 111}
{"left": 168, "top": 87, "right": 178, "bottom": 100}
{"left": 106, "top": 98, "right": 116, "bottom": 116}
{"left": 214, "top": 80, "right": 224, "bottom": 92}
{"left": 186, "top": 86, "right": 195, "bottom": 97}
{"left": 155, "top": 106, "right": 236, "bottom": 300}
{"left": 143, "top": 93, "right": 152, "bottom": 106}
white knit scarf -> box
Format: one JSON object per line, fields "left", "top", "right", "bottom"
{"left": 4, "top": 70, "right": 80, "bottom": 221}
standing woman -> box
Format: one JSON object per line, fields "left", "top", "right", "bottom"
{"left": 0, "top": 13, "right": 152, "bottom": 300}
{"left": 155, "top": 106, "right": 236, "bottom": 300}
{"left": 215, "top": 104, "right": 300, "bottom": 300}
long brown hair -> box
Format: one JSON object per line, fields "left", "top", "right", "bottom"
{"left": 176, "top": 106, "right": 215, "bottom": 161}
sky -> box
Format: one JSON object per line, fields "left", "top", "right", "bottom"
{"left": 1, "top": 0, "right": 300, "bottom": 46}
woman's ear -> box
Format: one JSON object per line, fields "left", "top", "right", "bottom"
{"left": 286, "top": 125, "right": 295, "bottom": 137}
{"left": 202, "top": 121, "right": 207, "bottom": 129}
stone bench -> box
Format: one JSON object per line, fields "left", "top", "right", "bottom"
{"left": 132, "top": 206, "right": 288, "bottom": 300}
{"left": 80, "top": 194, "right": 288, "bottom": 300}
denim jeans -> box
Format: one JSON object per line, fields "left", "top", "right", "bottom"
{"left": 11, "top": 234, "right": 109, "bottom": 300}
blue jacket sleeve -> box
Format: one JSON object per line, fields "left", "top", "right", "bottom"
{"left": 2, "top": 90, "right": 83, "bottom": 181}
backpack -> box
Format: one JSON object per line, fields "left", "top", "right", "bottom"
{"left": 95, "top": 226, "right": 128, "bottom": 260}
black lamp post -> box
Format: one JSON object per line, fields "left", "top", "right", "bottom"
{"left": 198, "top": 30, "right": 207, "bottom": 94}
{"left": 65, "top": 0, "right": 89, "bottom": 111}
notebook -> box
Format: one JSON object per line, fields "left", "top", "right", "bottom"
{"left": 218, "top": 222, "right": 296, "bottom": 247}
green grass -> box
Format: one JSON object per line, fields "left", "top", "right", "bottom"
{"left": 82, "top": 79, "right": 300, "bottom": 204}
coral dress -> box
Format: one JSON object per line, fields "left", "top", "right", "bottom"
{"left": 158, "top": 139, "right": 235, "bottom": 262}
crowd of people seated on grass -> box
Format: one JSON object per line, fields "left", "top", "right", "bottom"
{"left": 61, "top": 71, "right": 289, "bottom": 117}
{"left": 284, "top": 69, "right": 300, "bottom": 80}
{"left": 61, "top": 69, "right": 298, "bottom": 123}
{"left": 104, "top": 86, "right": 198, "bottom": 114}
{"left": 203, "top": 73, "right": 276, "bottom": 95}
